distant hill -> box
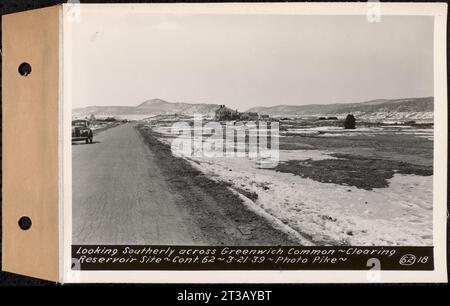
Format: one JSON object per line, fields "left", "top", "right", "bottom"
{"left": 246, "top": 97, "right": 434, "bottom": 122}
{"left": 73, "top": 98, "right": 220, "bottom": 120}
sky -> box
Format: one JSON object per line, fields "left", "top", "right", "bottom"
{"left": 71, "top": 8, "right": 434, "bottom": 110}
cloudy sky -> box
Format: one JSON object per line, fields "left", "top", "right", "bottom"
{"left": 71, "top": 8, "right": 433, "bottom": 110}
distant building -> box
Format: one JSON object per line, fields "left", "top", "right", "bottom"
{"left": 215, "top": 105, "right": 239, "bottom": 121}
{"left": 260, "top": 114, "right": 270, "bottom": 121}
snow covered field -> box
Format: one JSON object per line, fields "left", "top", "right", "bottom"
{"left": 147, "top": 119, "right": 433, "bottom": 246}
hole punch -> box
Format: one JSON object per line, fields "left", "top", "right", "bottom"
{"left": 18, "top": 62, "right": 32, "bottom": 76}
{"left": 18, "top": 216, "right": 32, "bottom": 230}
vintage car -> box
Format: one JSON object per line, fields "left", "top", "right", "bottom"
{"left": 72, "top": 119, "right": 93, "bottom": 144}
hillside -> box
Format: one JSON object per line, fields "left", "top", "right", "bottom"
{"left": 73, "top": 98, "right": 220, "bottom": 119}
{"left": 246, "top": 97, "right": 434, "bottom": 122}
{"left": 73, "top": 97, "right": 434, "bottom": 122}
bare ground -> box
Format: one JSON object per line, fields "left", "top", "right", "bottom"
{"left": 136, "top": 125, "right": 300, "bottom": 245}
{"left": 276, "top": 127, "right": 433, "bottom": 190}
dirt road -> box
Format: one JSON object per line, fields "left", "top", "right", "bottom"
{"left": 73, "top": 124, "right": 298, "bottom": 245}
